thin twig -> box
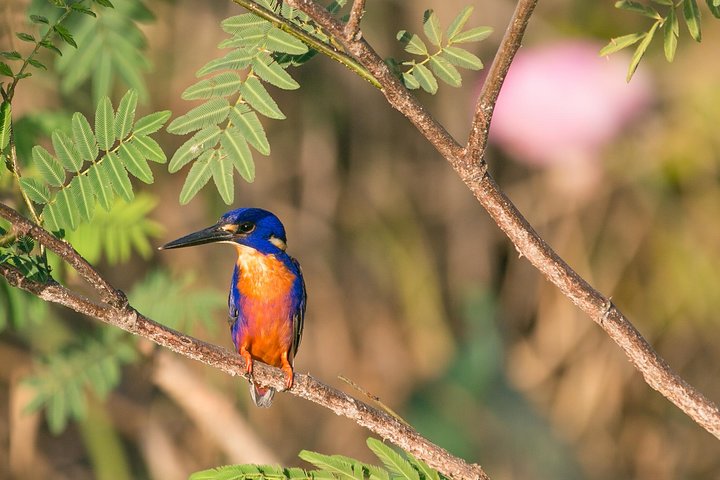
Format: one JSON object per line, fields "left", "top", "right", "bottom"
{"left": 344, "top": 0, "right": 365, "bottom": 40}
{"left": 0, "top": 258, "right": 489, "bottom": 480}
{"left": 464, "top": 0, "right": 537, "bottom": 165}
{"left": 282, "top": 0, "right": 720, "bottom": 441}
{"left": 338, "top": 374, "right": 410, "bottom": 426}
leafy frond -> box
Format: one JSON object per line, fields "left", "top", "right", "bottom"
{"left": 1, "top": 0, "right": 110, "bottom": 100}
{"left": 191, "top": 437, "right": 447, "bottom": 480}
{"left": 52, "top": 0, "right": 154, "bottom": 102}
{"left": 59, "top": 193, "right": 162, "bottom": 265}
{"left": 17, "top": 90, "right": 169, "bottom": 233}
{"left": 23, "top": 327, "right": 137, "bottom": 434}
{"left": 128, "top": 269, "right": 226, "bottom": 333}
{"left": 167, "top": 2, "right": 315, "bottom": 205}
{"left": 602, "top": 0, "right": 720, "bottom": 81}
{"left": 393, "top": 7, "right": 491, "bottom": 93}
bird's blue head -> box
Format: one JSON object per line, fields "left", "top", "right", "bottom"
{"left": 160, "top": 208, "right": 288, "bottom": 255}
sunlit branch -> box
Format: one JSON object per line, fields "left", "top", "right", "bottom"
{"left": 0, "top": 202, "right": 489, "bottom": 480}
{"left": 465, "top": 0, "right": 538, "bottom": 164}
{"left": 282, "top": 0, "right": 720, "bottom": 441}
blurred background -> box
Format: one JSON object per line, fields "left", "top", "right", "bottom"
{"left": 2, "top": 0, "right": 720, "bottom": 479}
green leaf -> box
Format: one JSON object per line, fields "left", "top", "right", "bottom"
{"left": 228, "top": 105, "right": 270, "bottom": 155}
{"left": 397, "top": 31, "right": 428, "bottom": 56}
{"left": 53, "top": 24, "right": 77, "bottom": 48}
{"left": 16, "top": 32, "right": 35, "bottom": 42}
{"left": 179, "top": 150, "right": 215, "bottom": 204}
{"left": 429, "top": 56, "right": 461, "bottom": 87}
{"left": 68, "top": 175, "right": 95, "bottom": 222}
{"left": 88, "top": 163, "right": 115, "bottom": 211}
{"left": 683, "top": 0, "right": 702, "bottom": 41}
{"left": 599, "top": 32, "right": 645, "bottom": 56}
{"left": 663, "top": 8, "right": 678, "bottom": 62}
{"left": 627, "top": 22, "right": 659, "bottom": 81}
{"left": 1, "top": 51, "right": 22, "bottom": 60}
{"left": 449, "top": 26, "right": 493, "bottom": 44}
{"left": 265, "top": 28, "right": 309, "bottom": 54}
{"left": 72, "top": 113, "right": 98, "bottom": 162}
{"left": 47, "top": 391, "right": 68, "bottom": 434}
{"left": 211, "top": 151, "right": 234, "bottom": 204}
{"left": 52, "top": 130, "right": 82, "bottom": 172}
{"left": 133, "top": 110, "right": 171, "bottom": 136}
{"left": 27, "top": 58, "right": 46, "bottom": 70}
{"left": 240, "top": 76, "right": 285, "bottom": 119}
{"left": 0, "top": 102, "right": 11, "bottom": 152}
{"left": 70, "top": 3, "right": 96, "bottom": 16}
{"left": 33, "top": 146, "right": 65, "bottom": 187}
{"left": 405, "top": 453, "right": 440, "bottom": 480}
{"left": 95, "top": 96, "right": 115, "bottom": 151}
{"left": 118, "top": 142, "right": 153, "bottom": 183}
{"left": 422, "top": 10, "right": 443, "bottom": 47}
{"left": 19, "top": 178, "right": 51, "bottom": 204}
{"left": 166, "top": 98, "right": 230, "bottom": 135}
{"left": 196, "top": 49, "right": 254, "bottom": 77}
{"left": 441, "top": 46, "right": 483, "bottom": 70}
{"left": 30, "top": 15, "right": 49, "bottom": 24}
{"left": 219, "top": 26, "right": 270, "bottom": 49}
{"left": 168, "top": 126, "right": 221, "bottom": 173}
{"left": 181, "top": 72, "right": 243, "bottom": 100}
{"left": 221, "top": 13, "right": 270, "bottom": 34}
{"left": 367, "top": 439, "right": 420, "bottom": 480}
{"left": 401, "top": 71, "right": 420, "bottom": 89}
{"left": 221, "top": 127, "right": 254, "bottom": 182}
{"left": 103, "top": 152, "right": 134, "bottom": 201}
{"left": 132, "top": 135, "right": 165, "bottom": 163}
{"left": 298, "top": 451, "right": 359, "bottom": 479}
{"left": 412, "top": 63, "right": 438, "bottom": 94}
{"left": 708, "top": 0, "right": 720, "bottom": 19}
{"left": 39, "top": 40, "right": 62, "bottom": 56}
{"left": 252, "top": 54, "right": 300, "bottom": 90}
{"left": 615, "top": 0, "right": 661, "bottom": 18}
{"left": 0, "top": 62, "right": 13, "bottom": 77}
{"left": 446, "top": 6, "right": 474, "bottom": 41}
{"left": 115, "top": 89, "right": 139, "bottom": 140}
{"left": 55, "top": 187, "right": 80, "bottom": 230}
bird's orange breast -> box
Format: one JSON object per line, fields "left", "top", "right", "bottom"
{"left": 233, "top": 245, "right": 297, "bottom": 367}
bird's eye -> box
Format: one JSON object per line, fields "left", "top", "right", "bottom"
{"left": 238, "top": 222, "right": 255, "bottom": 233}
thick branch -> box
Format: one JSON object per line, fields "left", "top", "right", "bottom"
{"left": 0, "top": 205, "right": 488, "bottom": 479}
{"left": 465, "top": 0, "right": 537, "bottom": 163}
{"left": 283, "top": 0, "right": 720, "bottom": 440}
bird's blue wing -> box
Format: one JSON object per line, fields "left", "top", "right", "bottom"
{"left": 228, "top": 265, "right": 245, "bottom": 351}
{"left": 289, "top": 257, "right": 306, "bottom": 361}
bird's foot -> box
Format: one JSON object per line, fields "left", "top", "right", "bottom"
{"left": 281, "top": 352, "right": 294, "bottom": 391}
{"left": 239, "top": 346, "right": 253, "bottom": 379}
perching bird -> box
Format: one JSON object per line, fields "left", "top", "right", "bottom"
{"left": 160, "top": 208, "right": 306, "bottom": 407}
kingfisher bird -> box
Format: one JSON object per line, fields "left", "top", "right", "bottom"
{"left": 160, "top": 208, "right": 306, "bottom": 407}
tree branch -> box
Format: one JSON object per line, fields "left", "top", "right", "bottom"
{"left": 344, "top": 0, "right": 366, "bottom": 41}
{"left": 0, "top": 203, "right": 489, "bottom": 479}
{"left": 0, "top": 203, "right": 127, "bottom": 308}
{"left": 465, "top": 0, "right": 537, "bottom": 164}
{"left": 282, "top": 0, "right": 720, "bottom": 440}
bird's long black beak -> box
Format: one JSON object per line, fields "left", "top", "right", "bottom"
{"left": 159, "top": 223, "right": 233, "bottom": 250}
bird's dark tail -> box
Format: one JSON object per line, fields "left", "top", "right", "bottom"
{"left": 249, "top": 383, "right": 275, "bottom": 408}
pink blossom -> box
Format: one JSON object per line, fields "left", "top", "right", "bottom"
{"left": 488, "top": 41, "right": 652, "bottom": 167}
